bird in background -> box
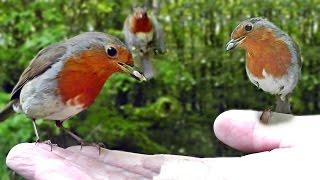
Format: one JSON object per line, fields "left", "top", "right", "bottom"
{"left": 0, "top": 32, "right": 146, "bottom": 145}
{"left": 123, "top": 6, "right": 166, "bottom": 80}
{"left": 226, "top": 17, "right": 301, "bottom": 123}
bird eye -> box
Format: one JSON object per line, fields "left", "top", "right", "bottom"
{"left": 106, "top": 47, "right": 117, "bottom": 57}
{"left": 244, "top": 24, "right": 253, "bottom": 32}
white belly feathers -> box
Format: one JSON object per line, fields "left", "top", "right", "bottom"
{"left": 246, "top": 65, "right": 299, "bottom": 99}
{"left": 136, "top": 31, "right": 154, "bottom": 44}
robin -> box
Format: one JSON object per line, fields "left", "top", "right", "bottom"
{"left": 226, "top": 17, "right": 301, "bottom": 123}
{"left": 123, "top": 7, "right": 165, "bottom": 79}
{"left": 0, "top": 32, "right": 146, "bottom": 143}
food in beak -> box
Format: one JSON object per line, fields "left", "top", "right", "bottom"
{"left": 226, "top": 36, "right": 246, "bottom": 51}
{"left": 117, "top": 62, "right": 147, "bottom": 82}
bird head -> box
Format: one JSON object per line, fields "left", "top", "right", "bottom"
{"left": 226, "top": 17, "right": 288, "bottom": 52}
{"left": 133, "top": 7, "right": 148, "bottom": 19}
{"left": 76, "top": 32, "right": 146, "bottom": 82}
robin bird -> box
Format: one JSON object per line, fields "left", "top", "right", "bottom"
{"left": 226, "top": 17, "right": 301, "bottom": 123}
{"left": 123, "top": 7, "right": 165, "bottom": 79}
{"left": 0, "top": 32, "right": 146, "bottom": 144}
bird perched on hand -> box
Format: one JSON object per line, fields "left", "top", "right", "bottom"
{"left": 226, "top": 17, "right": 301, "bottom": 123}
{"left": 0, "top": 32, "right": 146, "bottom": 143}
{"left": 123, "top": 7, "right": 165, "bottom": 79}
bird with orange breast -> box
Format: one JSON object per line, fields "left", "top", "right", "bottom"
{"left": 0, "top": 32, "right": 146, "bottom": 143}
{"left": 226, "top": 17, "right": 301, "bottom": 123}
{"left": 123, "top": 7, "right": 165, "bottom": 79}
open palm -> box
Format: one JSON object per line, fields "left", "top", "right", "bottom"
{"left": 7, "top": 110, "right": 320, "bottom": 180}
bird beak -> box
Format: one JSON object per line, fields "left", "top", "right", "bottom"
{"left": 226, "top": 36, "right": 246, "bottom": 51}
{"left": 117, "top": 62, "right": 147, "bottom": 82}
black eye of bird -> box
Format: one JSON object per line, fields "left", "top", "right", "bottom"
{"left": 107, "top": 47, "right": 117, "bottom": 57}
{"left": 244, "top": 24, "right": 253, "bottom": 32}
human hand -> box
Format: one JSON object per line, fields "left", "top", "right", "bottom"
{"left": 6, "top": 110, "right": 320, "bottom": 179}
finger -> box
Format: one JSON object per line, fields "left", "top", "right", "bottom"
{"left": 142, "top": 154, "right": 200, "bottom": 173}
{"left": 152, "top": 148, "right": 320, "bottom": 180}
{"left": 214, "top": 110, "right": 320, "bottom": 152}
{"left": 144, "top": 155, "right": 242, "bottom": 179}
{"left": 6, "top": 143, "right": 149, "bottom": 180}
{"left": 67, "top": 146, "right": 156, "bottom": 178}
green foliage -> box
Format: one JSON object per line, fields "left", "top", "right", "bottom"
{"left": 0, "top": 0, "right": 319, "bottom": 177}
{"left": 0, "top": 93, "right": 33, "bottom": 179}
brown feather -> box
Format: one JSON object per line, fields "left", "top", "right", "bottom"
{"left": 11, "top": 44, "right": 67, "bottom": 100}
{"left": 57, "top": 47, "right": 131, "bottom": 108}
{"left": 241, "top": 28, "right": 292, "bottom": 78}
{"left": 130, "top": 16, "right": 153, "bottom": 33}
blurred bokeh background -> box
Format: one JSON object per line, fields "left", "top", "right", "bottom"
{"left": 0, "top": 0, "right": 319, "bottom": 178}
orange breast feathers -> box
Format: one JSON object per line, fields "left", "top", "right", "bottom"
{"left": 57, "top": 49, "right": 119, "bottom": 108}
{"left": 241, "top": 28, "right": 292, "bottom": 78}
{"left": 130, "top": 15, "right": 153, "bottom": 34}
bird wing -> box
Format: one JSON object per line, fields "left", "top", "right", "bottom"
{"left": 292, "top": 40, "right": 302, "bottom": 68}
{"left": 151, "top": 15, "right": 166, "bottom": 54}
{"left": 11, "top": 44, "right": 67, "bottom": 100}
{"left": 123, "top": 16, "right": 136, "bottom": 50}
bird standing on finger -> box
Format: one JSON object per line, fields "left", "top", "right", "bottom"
{"left": 226, "top": 18, "right": 301, "bottom": 123}
{"left": 123, "top": 7, "right": 165, "bottom": 79}
{"left": 0, "top": 32, "right": 146, "bottom": 145}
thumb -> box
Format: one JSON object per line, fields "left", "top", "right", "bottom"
{"left": 214, "top": 110, "right": 320, "bottom": 152}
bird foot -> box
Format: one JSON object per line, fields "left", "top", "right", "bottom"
{"left": 59, "top": 126, "right": 105, "bottom": 155}
{"left": 35, "top": 140, "right": 58, "bottom": 151}
{"left": 80, "top": 142, "right": 105, "bottom": 155}
{"left": 260, "top": 107, "right": 273, "bottom": 124}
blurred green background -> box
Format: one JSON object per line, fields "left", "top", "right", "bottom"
{"left": 0, "top": 0, "right": 319, "bottom": 178}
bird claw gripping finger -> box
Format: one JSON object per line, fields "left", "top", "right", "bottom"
{"left": 80, "top": 142, "right": 105, "bottom": 155}
{"left": 35, "top": 137, "right": 40, "bottom": 144}
{"left": 96, "top": 142, "right": 106, "bottom": 155}
{"left": 35, "top": 140, "right": 58, "bottom": 151}
{"left": 260, "top": 107, "right": 273, "bottom": 124}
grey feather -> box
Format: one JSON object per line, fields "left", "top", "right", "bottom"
{"left": 141, "top": 53, "right": 154, "bottom": 79}
{"left": 151, "top": 15, "right": 166, "bottom": 54}
{"left": 11, "top": 44, "right": 67, "bottom": 100}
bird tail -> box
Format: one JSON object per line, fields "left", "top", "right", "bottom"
{"left": 141, "top": 54, "right": 154, "bottom": 80}
{"left": 275, "top": 95, "right": 291, "bottom": 114}
{"left": 0, "top": 100, "right": 15, "bottom": 122}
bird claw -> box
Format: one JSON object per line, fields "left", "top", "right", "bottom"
{"left": 35, "top": 140, "right": 58, "bottom": 151}
{"left": 260, "top": 107, "right": 273, "bottom": 124}
{"left": 79, "top": 141, "right": 105, "bottom": 155}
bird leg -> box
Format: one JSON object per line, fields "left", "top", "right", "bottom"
{"left": 259, "top": 106, "right": 273, "bottom": 124}
{"left": 33, "top": 119, "right": 57, "bottom": 151}
{"left": 275, "top": 95, "right": 291, "bottom": 114}
{"left": 41, "top": 140, "right": 57, "bottom": 151}
{"left": 32, "top": 119, "right": 40, "bottom": 143}
{"left": 260, "top": 95, "right": 291, "bottom": 124}
{"left": 56, "top": 121, "right": 105, "bottom": 155}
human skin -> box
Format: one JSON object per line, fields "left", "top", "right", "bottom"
{"left": 6, "top": 110, "right": 320, "bottom": 180}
